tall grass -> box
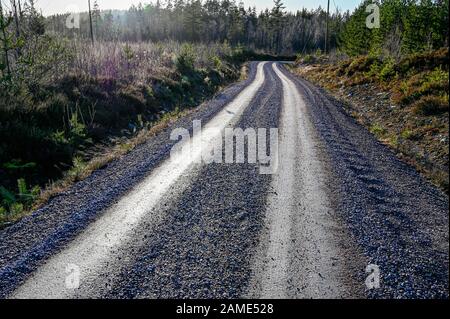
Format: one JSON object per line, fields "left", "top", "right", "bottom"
{"left": 1, "top": 38, "right": 244, "bottom": 225}
{"left": 62, "top": 40, "right": 234, "bottom": 84}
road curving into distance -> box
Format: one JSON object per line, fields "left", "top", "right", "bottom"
{"left": 0, "top": 62, "right": 448, "bottom": 299}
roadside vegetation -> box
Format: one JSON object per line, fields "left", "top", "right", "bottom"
{"left": 0, "top": 1, "right": 297, "bottom": 226}
{"left": 0, "top": 0, "right": 448, "bottom": 225}
{"left": 294, "top": 0, "right": 449, "bottom": 192}
{"left": 0, "top": 38, "right": 249, "bottom": 225}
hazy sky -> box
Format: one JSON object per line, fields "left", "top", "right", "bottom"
{"left": 31, "top": 0, "right": 362, "bottom": 16}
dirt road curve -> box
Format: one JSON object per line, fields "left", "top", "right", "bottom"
{"left": 0, "top": 62, "right": 448, "bottom": 299}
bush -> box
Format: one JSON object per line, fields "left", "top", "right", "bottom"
{"left": 412, "top": 95, "right": 449, "bottom": 116}
{"left": 301, "top": 54, "right": 317, "bottom": 64}
{"left": 0, "top": 178, "right": 40, "bottom": 224}
{"left": 379, "top": 59, "right": 397, "bottom": 82}
{"left": 401, "top": 129, "right": 417, "bottom": 140}
{"left": 345, "top": 56, "right": 378, "bottom": 76}
{"left": 393, "top": 68, "right": 449, "bottom": 106}
{"left": 0, "top": 206, "right": 7, "bottom": 224}
{"left": 176, "top": 44, "right": 196, "bottom": 73}
{"left": 397, "top": 48, "right": 449, "bottom": 75}
{"left": 370, "top": 124, "right": 387, "bottom": 138}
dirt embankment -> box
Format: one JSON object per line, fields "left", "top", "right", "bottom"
{"left": 290, "top": 49, "right": 449, "bottom": 193}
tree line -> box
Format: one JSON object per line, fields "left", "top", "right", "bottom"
{"left": 340, "top": 0, "right": 448, "bottom": 58}
{"left": 45, "top": 0, "right": 346, "bottom": 55}
{"left": 1, "top": 0, "right": 449, "bottom": 81}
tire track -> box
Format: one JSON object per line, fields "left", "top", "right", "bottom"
{"left": 246, "top": 63, "right": 363, "bottom": 299}
{"left": 7, "top": 63, "right": 268, "bottom": 299}
{"left": 103, "top": 62, "right": 282, "bottom": 299}
{"left": 281, "top": 65, "right": 449, "bottom": 298}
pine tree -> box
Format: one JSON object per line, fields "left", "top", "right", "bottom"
{"left": 339, "top": 0, "right": 373, "bottom": 56}
{"left": 184, "top": 0, "right": 203, "bottom": 41}
{"left": 92, "top": 0, "right": 102, "bottom": 38}
{"left": 271, "top": 0, "right": 285, "bottom": 53}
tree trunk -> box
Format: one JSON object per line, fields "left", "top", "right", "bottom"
{"left": 0, "top": 1, "right": 11, "bottom": 76}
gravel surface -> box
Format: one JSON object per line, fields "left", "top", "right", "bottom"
{"left": 0, "top": 63, "right": 259, "bottom": 298}
{"left": 280, "top": 65, "right": 449, "bottom": 299}
{"left": 1, "top": 62, "right": 448, "bottom": 299}
{"left": 246, "top": 63, "right": 364, "bottom": 299}
{"left": 102, "top": 62, "right": 280, "bottom": 299}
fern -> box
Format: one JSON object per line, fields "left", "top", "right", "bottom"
{"left": 0, "top": 186, "right": 16, "bottom": 206}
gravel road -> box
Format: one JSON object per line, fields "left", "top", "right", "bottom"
{"left": 0, "top": 62, "right": 448, "bottom": 299}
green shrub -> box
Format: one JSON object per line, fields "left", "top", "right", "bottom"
{"left": 0, "top": 178, "right": 40, "bottom": 224}
{"left": 346, "top": 56, "right": 378, "bottom": 76}
{"left": 17, "top": 178, "right": 40, "bottom": 205}
{"left": 370, "top": 124, "right": 387, "bottom": 138}
{"left": 379, "top": 59, "right": 397, "bottom": 82}
{"left": 423, "top": 68, "right": 449, "bottom": 93}
{"left": 397, "top": 48, "right": 449, "bottom": 75}
{"left": 401, "top": 129, "right": 416, "bottom": 140}
{"left": 0, "top": 206, "right": 7, "bottom": 223}
{"left": 176, "top": 44, "right": 196, "bottom": 73}
{"left": 3, "top": 160, "right": 37, "bottom": 172}
{"left": 10, "top": 203, "right": 24, "bottom": 217}
{"left": 0, "top": 186, "right": 16, "bottom": 207}
{"left": 68, "top": 110, "right": 87, "bottom": 146}
{"left": 68, "top": 156, "right": 87, "bottom": 181}
{"left": 302, "top": 54, "right": 317, "bottom": 64}
{"left": 393, "top": 67, "right": 449, "bottom": 106}
{"left": 210, "top": 55, "right": 223, "bottom": 71}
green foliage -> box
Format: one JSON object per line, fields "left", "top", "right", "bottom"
{"left": 68, "top": 110, "right": 87, "bottom": 145}
{"left": 401, "top": 129, "right": 416, "bottom": 140}
{"left": 393, "top": 60, "right": 449, "bottom": 106}
{"left": 0, "top": 186, "right": 16, "bottom": 207}
{"left": 17, "top": 178, "right": 40, "bottom": 205}
{"left": 176, "top": 44, "right": 196, "bottom": 73}
{"left": 0, "top": 206, "right": 7, "bottom": 223}
{"left": 370, "top": 124, "right": 387, "bottom": 138}
{"left": 0, "top": 178, "right": 40, "bottom": 224}
{"left": 340, "top": 0, "right": 448, "bottom": 57}
{"left": 3, "top": 160, "right": 37, "bottom": 171}
{"left": 343, "top": 56, "right": 378, "bottom": 76}
{"left": 68, "top": 156, "right": 87, "bottom": 181}
{"left": 379, "top": 58, "right": 397, "bottom": 82}
{"left": 10, "top": 202, "right": 24, "bottom": 216}
{"left": 17, "top": 178, "right": 27, "bottom": 197}
{"left": 210, "top": 55, "right": 223, "bottom": 71}
{"left": 339, "top": 0, "right": 373, "bottom": 56}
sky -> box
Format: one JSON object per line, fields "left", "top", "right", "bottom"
{"left": 29, "top": 0, "right": 362, "bottom": 16}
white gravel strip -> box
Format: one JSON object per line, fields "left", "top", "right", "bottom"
{"left": 248, "top": 63, "right": 353, "bottom": 299}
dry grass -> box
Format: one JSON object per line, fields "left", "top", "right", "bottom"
{"left": 27, "top": 62, "right": 250, "bottom": 217}
{"left": 65, "top": 40, "right": 235, "bottom": 85}
{"left": 292, "top": 48, "right": 449, "bottom": 192}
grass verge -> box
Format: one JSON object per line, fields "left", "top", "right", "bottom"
{"left": 292, "top": 48, "right": 449, "bottom": 193}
